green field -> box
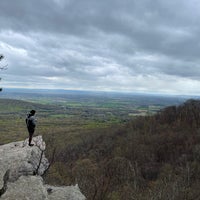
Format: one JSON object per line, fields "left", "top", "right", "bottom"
{"left": 0, "top": 92, "right": 181, "bottom": 144}
{"left": 0, "top": 90, "right": 191, "bottom": 200}
{"left": 0, "top": 92, "right": 185, "bottom": 155}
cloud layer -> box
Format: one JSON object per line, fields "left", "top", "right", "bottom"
{"left": 1, "top": 0, "right": 200, "bottom": 94}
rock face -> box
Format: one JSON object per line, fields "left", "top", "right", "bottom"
{"left": 0, "top": 136, "right": 86, "bottom": 200}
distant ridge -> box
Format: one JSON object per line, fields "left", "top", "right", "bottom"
{"left": 2, "top": 87, "right": 200, "bottom": 99}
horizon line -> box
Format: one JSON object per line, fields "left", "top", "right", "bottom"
{"left": 1, "top": 87, "right": 200, "bottom": 97}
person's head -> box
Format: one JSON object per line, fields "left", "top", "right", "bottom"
{"left": 30, "top": 110, "right": 36, "bottom": 115}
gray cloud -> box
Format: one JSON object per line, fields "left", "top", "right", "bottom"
{"left": 1, "top": 0, "right": 200, "bottom": 94}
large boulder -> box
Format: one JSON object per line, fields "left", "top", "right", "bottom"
{"left": 0, "top": 136, "right": 86, "bottom": 200}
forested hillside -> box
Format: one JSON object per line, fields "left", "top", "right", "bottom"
{"left": 1, "top": 98, "right": 200, "bottom": 199}
{"left": 44, "top": 99, "right": 200, "bottom": 200}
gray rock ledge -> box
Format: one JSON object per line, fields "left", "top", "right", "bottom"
{"left": 0, "top": 136, "right": 86, "bottom": 200}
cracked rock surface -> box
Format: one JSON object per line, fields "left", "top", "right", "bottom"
{"left": 0, "top": 136, "right": 86, "bottom": 200}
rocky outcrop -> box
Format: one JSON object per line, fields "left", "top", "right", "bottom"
{"left": 0, "top": 136, "right": 86, "bottom": 200}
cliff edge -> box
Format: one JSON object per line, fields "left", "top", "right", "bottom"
{"left": 0, "top": 136, "right": 86, "bottom": 200}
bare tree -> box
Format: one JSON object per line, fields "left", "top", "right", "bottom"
{"left": 0, "top": 54, "right": 7, "bottom": 91}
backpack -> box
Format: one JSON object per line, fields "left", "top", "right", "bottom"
{"left": 26, "top": 114, "right": 35, "bottom": 128}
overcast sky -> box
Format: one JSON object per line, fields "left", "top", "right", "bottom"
{"left": 0, "top": 0, "right": 200, "bottom": 94}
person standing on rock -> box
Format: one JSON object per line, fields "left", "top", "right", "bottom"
{"left": 26, "top": 110, "right": 37, "bottom": 146}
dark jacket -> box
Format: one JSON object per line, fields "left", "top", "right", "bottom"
{"left": 26, "top": 114, "right": 36, "bottom": 132}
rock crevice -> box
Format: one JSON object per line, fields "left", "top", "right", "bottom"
{"left": 0, "top": 136, "right": 86, "bottom": 200}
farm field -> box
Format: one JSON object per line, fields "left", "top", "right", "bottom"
{"left": 0, "top": 89, "right": 186, "bottom": 143}
{"left": 0, "top": 89, "right": 188, "bottom": 145}
{"left": 0, "top": 89, "right": 195, "bottom": 200}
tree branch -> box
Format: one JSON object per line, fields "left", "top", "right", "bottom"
{"left": 0, "top": 64, "right": 8, "bottom": 70}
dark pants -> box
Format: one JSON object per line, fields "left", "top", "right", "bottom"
{"left": 28, "top": 127, "right": 35, "bottom": 145}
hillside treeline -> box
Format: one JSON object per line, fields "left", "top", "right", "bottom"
{"left": 44, "top": 99, "right": 200, "bottom": 200}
